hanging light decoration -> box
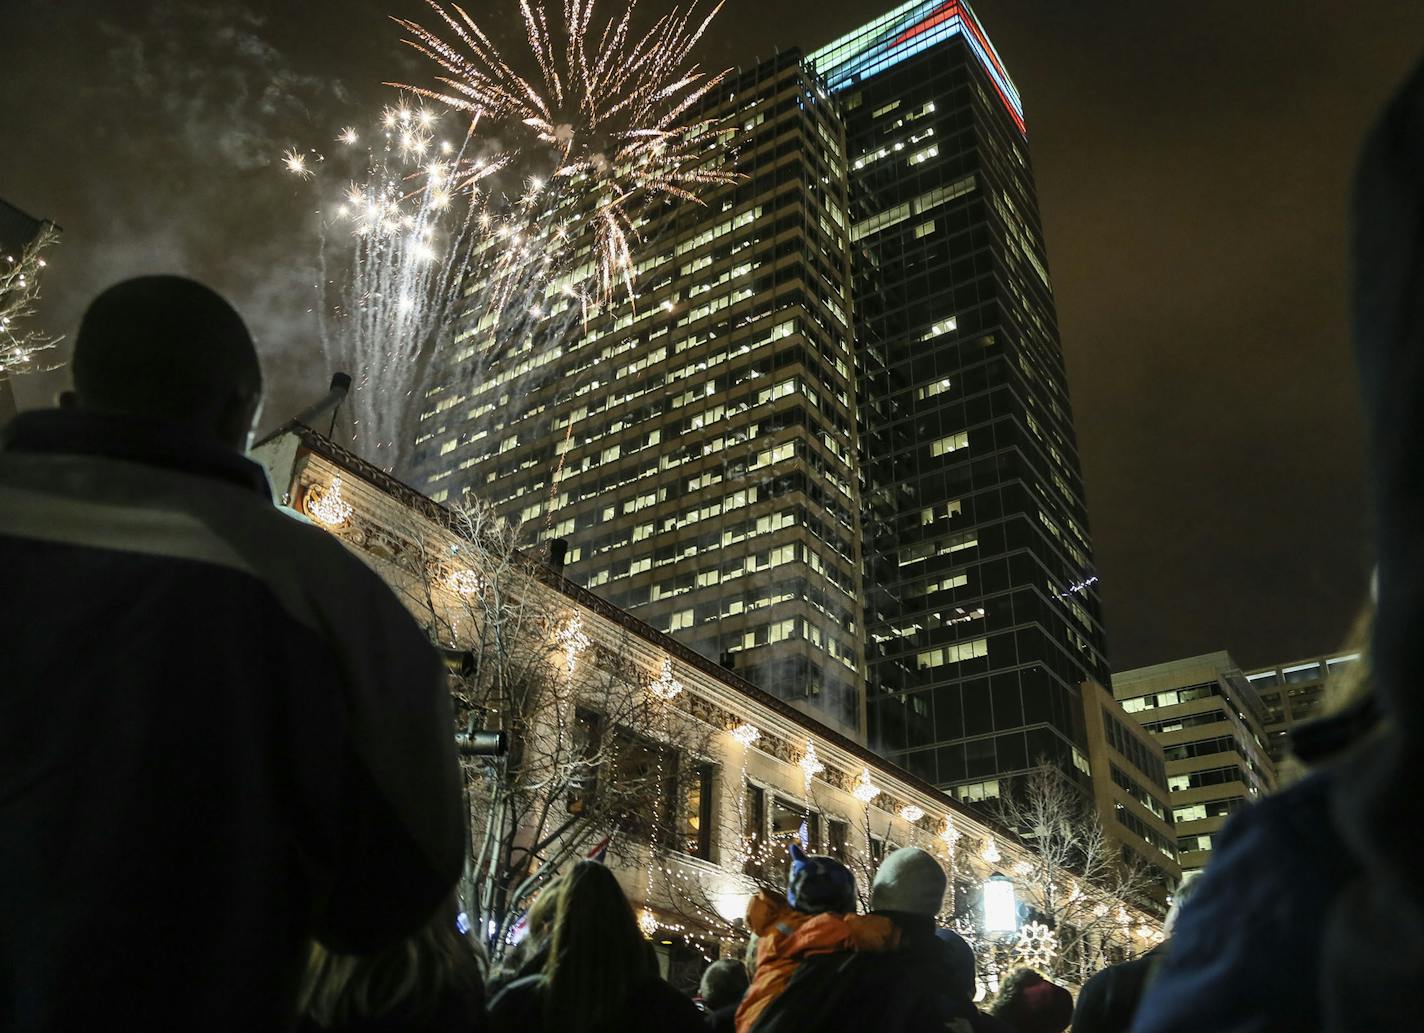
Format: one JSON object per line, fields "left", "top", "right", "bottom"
{"left": 852, "top": 767, "right": 879, "bottom": 804}
{"left": 730, "top": 722, "right": 760, "bottom": 747}
{"left": 446, "top": 568, "right": 485, "bottom": 598}
{"left": 555, "top": 614, "right": 590, "bottom": 674}
{"left": 638, "top": 908, "right": 659, "bottom": 937}
{"left": 648, "top": 657, "right": 683, "bottom": 701}
{"left": 981, "top": 836, "right": 1002, "bottom": 863}
{"left": 308, "top": 475, "right": 354, "bottom": 527}
{"left": 799, "top": 739, "right": 824, "bottom": 792}
{"left": 940, "top": 817, "right": 961, "bottom": 849}
{"left": 1014, "top": 920, "right": 1058, "bottom": 967}
{"left": 900, "top": 804, "right": 925, "bottom": 823}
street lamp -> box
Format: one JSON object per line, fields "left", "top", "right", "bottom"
{"left": 982, "top": 872, "right": 1018, "bottom": 934}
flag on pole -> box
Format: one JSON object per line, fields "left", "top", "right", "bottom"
{"left": 586, "top": 834, "right": 611, "bottom": 863}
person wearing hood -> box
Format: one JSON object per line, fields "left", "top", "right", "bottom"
{"left": 1128, "top": 50, "right": 1423, "bottom": 1033}
{"left": 988, "top": 968, "right": 1072, "bottom": 1033}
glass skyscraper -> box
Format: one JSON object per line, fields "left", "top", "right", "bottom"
{"left": 414, "top": 1, "right": 1112, "bottom": 792}
{"left": 411, "top": 55, "right": 868, "bottom": 738}
{"left": 809, "top": 0, "right": 1112, "bottom": 798}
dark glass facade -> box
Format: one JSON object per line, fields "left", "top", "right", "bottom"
{"left": 810, "top": 1, "right": 1112, "bottom": 794}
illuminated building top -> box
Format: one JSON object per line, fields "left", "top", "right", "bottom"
{"left": 807, "top": 0, "right": 1025, "bottom": 133}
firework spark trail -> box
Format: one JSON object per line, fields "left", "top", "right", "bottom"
{"left": 390, "top": 0, "right": 738, "bottom": 313}
{"left": 284, "top": 103, "right": 497, "bottom": 468}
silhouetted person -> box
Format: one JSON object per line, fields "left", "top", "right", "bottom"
{"left": 1071, "top": 872, "right": 1203, "bottom": 1033}
{"left": 486, "top": 861, "right": 704, "bottom": 1033}
{"left": 0, "top": 276, "right": 464, "bottom": 1032}
{"left": 1129, "top": 51, "right": 1424, "bottom": 1033}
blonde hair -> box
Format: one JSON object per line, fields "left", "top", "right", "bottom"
{"left": 299, "top": 917, "right": 483, "bottom": 1028}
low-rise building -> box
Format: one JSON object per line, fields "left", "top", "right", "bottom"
{"left": 1245, "top": 652, "right": 1364, "bottom": 764}
{"left": 1112, "top": 653, "right": 1276, "bottom": 875}
{"left": 1079, "top": 681, "right": 1181, "bottom": 896}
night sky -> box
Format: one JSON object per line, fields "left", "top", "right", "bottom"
{"left": 5, "top": 1, "right": 1421, "bottom": 670}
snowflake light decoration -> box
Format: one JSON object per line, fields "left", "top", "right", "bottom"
{"left": 853, "top": 767, "right": 879, "bottom": 804}
{"left": 308, "top": 476, "right": 354, "bottom": 527}
{"left": 900, "top": 804, "right": 925, "bottom": 823}
{"left": 730, "top": 722, "right": 760, "bottom": 747}
{"left": 648, "top": 657, "right": 682, "bottom": 700}
{"left": 556, "top": 613, "right": 590, "bottom": 673}
{"left": 1014, "top": 920, "right": 1058, "bottom": 969}
{"left": 446, "top": 568, "right": 485, "bottom": 598}
{"left": 799, "top": 739, "right": 824, "bottom": 792}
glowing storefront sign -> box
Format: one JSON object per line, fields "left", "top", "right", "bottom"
{"left": 808, "top": 0, "right": 1025, "bottom": 134}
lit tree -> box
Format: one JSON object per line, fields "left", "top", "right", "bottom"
{"left": 988, "top": 761, "right": 1164, "bottom": 985}
{"left": 1, "top": 221, "right": 62, "bottom": 383}
{"left": 389, "top": 494, "right": 714, "bottom": 956}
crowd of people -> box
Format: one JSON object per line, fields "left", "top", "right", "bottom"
{"left": 295, "top": 843, "right": 1082, "bottom": 1033}
{"left": 1, "top": 45, "right": 1420, "bottom": 1033}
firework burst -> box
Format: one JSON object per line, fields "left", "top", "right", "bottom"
{"left": 390, "top": 0, "right": 738, "bottom": 310}
{"left": 282, "top": 102, "right": 498, "bottom": 467}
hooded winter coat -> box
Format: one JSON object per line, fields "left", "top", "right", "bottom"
{"left": 734, "top": 889, "right": 899, "bottom": 1033}
{"left": 1129, "top": 48, "right": 1424, "bottom": 1033}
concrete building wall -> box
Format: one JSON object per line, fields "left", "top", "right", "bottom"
{"left": 1246, "top": 651, "right": 1364, "bottom": 764}
{"left": 1079, "top": 680, "right": 1180, "bottom": 898}
{"left": 1112, "top": 653, "right": 1276, "bottom": 874}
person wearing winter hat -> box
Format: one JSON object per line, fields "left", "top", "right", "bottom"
{"left": 869, "top": 845, "right": 948, "bottom": 920}
{"left": 988, "top": 967, "right": 1073, "bottom": 1033}
{"left": 934, "top": 928, "right": 1018, "bottom": 1033}
{"left": 748, "top": 847, "right": 982, "bottom": 1033}
{"left": 734, "top": 844, "right": 898, "bottom": 1033}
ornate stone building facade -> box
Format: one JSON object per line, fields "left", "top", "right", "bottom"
{"left": 255, "top": 425, "right": 1161, "bottom": 990}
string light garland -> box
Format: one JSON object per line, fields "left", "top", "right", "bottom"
{"left": 308, "top": 476, "right": 354, "bottom": 527}
{"left": 798, "top": 739, "right": 824, "bottom": 793}
{"left": 555, "top": 614, "right": 590, "bottom": 674}
{"left": 1058, "top": 575, "right": 1099, "bottom": 599}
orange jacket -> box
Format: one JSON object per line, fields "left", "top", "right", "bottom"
{"left": 734, "top": 889, "right": 900, "bottom": 1033}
